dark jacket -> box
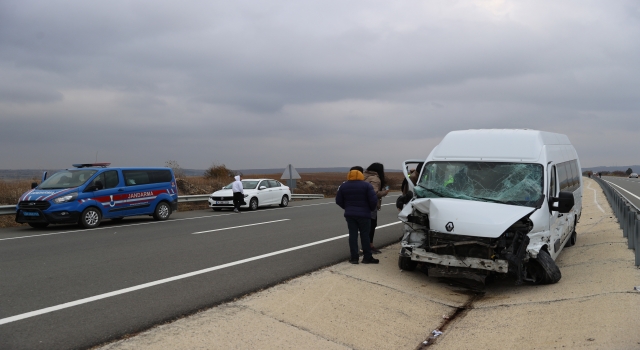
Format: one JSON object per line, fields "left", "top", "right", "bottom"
{"left": 336, "top": 170, "right": 378, "bottom": 218}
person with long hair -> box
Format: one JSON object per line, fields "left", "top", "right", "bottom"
{"left": 363, "top": 162, "right": 389, "bottom": 254}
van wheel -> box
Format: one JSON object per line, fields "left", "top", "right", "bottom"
{"left": 526, "top": 250, "right": 561, "bottom": 284}
{"left": 249, "top": 198, "right": 258, "bottom": 211}
{"left": 398, "top": 256, "right": 418, "bottom": 271}
{"left": 80, "top": 207, "right": 102, "bottom": 229}
{"left": 279, "top": 195, "right": 289, "bottom": 207}
{"left": 28, "top": 222, "right": 49, "bottom": 229}
{"left": 153, "top": 202, "right": 171, "bottom": 221}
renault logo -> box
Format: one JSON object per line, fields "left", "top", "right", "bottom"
{"left": 445, "top": 222, "right": 454, "bottom": 232}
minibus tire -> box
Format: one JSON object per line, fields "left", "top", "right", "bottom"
{"left": 528, "top": 250, "right": 561, "bottom": 284}
{"left": 398, "top": 256, "right": 418, "bottom": 271}
{"left": 565, "top": 229, "right": 577, "bottom": 247}
{"left": 80, "top": 207, "right": 102, "bottom": 229}
{"left": 28, "top": 222, "right": 49, "bottom": 229}
{"left": 153, "top": 201, "right": 171, "bottom": 221}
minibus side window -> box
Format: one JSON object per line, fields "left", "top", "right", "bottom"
{"left": 564, "top": 162, "right": 575, "bottom": 191}
{"left": 557, "top": 163, "right": 568, "bottom": 191}
{"left": 549, "top": 165, "right": 557, "bottom": 198}
{"left": 569, "top": 161, "right": 580, "bottom": 189}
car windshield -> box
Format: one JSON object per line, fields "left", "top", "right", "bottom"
{"left": 39, "top": 170, "right": 98, "bottom": 189}
{"left": 415, "top": 162, "right": 544, "bottom": 207}
{"left": 223, "top": 180, "right": 260, "bottom": 190}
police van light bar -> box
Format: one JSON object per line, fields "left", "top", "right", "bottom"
{"left": 72, "top": 163, "right": 111, "bottom": 168}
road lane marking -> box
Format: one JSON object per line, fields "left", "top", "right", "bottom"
{"left": 587, "top": 182, "right": 605, "bottom": 213}
{"left": 0, "top": 196, "right": 400, "bottom": 242}
{"left": 604, "top": 180, "right": 640, "bottom": 210}
{"left": 0, "top": 220, "right": 402, "bottom": 326}
{"left": 191, "top": 219, "right": 290, "bottom": 235}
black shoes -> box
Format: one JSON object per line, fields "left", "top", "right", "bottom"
{"left": 361, "top": 258, "right": 379, "bottom": 264}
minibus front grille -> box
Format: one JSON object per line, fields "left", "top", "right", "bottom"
{"left": 18, "top": 201, "right": 51, "bottom": 210}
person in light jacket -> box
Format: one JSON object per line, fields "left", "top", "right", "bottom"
{"left": 336, "top": 166, "right": 379, "bottom": 264}
{"left": 363, "top": 163, "right": 389, "bottom": 254}
{"left": 232, "top": 175, "right": 244, "bottom": 213}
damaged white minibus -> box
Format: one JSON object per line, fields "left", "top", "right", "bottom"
{"left": 399, "top": 129, "right": 582, "bottom": 285}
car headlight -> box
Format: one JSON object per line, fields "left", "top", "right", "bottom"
{"left": 53, "top": 192, "right": 78, "bottom": 204}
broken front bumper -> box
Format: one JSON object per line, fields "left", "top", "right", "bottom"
{"left": 410, "top": 248, "right": 509, "bottom": 273}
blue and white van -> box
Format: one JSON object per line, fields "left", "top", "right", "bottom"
{"left": 15, "top": 163, "right": 178, "bottom": 229}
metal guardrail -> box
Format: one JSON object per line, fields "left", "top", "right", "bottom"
{"left": 593, "top": 177, "right": 640, "bottom": 266}
{"left": 0, "top": 193, "right": 325, "bottom": 217}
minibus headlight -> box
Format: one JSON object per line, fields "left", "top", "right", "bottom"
{"left": 53, "top": 192, "right": 78, "bottom": 204}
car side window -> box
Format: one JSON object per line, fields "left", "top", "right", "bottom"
{"left": 260, "top": 181, "right": 270, "bottom": 189}
{"left": 268, "top": 180, "right": 279, "bottom": 187}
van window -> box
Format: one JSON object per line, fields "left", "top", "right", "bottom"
{"left": 40, "top": 170, "right": 98, "bottom": 189}
{"left": 415, "top": 162, "right": 544, "bottom": 207}
{"left": 123, "top": 170, "right": 172, "bottom": 186}
{"left": 88, "top": 170, "right": 119, "bottom": 190}
{"left": 557, "top": 163, "right": 568, "bottom": 191}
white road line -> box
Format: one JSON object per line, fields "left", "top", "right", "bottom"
{"left": 192, "top": 219, "right": 290, "bottom": 234}
{"left": 587, "top": 182, "right": 605, "bottom": 213}
{"left": 604, "top": 180, "right": 640, "bottom": 211}
{"left": 0, "top": 220, "right": 401, "bottom": 326}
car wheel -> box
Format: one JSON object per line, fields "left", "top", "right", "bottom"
{"left": 526, "top": 250, "right": 561, "bottom": 284}
{"left": 249, "top": 197, "right": 258, "bottom": 211}
{"left": 153, "top": 201, "right": 171, "bottom": 221}
{"left": 28, "top": 222, "right": 49, "bottom": 229}
{"left": 279, "top": 195, "right": 289, "bottom": 207}
{"left": 80, "top": 207, "right": 102, "bottom": 229}
{"left": 398, "top": 256, "right": 418, "bottom": 271}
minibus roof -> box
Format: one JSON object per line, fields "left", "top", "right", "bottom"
{"left": 432, "top": 129, "right": 572, "bottom": 162}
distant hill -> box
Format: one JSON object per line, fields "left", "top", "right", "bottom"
{"left": 0, "top": 167, "right": 403, "bottom": 180}
{"left": 581, "top": 165, "right": 640, "bottom": 174}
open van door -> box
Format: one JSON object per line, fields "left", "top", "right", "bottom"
{"left": 402, "top": 159, "right": 426, "bottom": 193}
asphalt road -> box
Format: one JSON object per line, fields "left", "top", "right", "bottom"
{"left": 0, "top": 195, "right": 403, "bottom": 350}
{"left": 601, "top": 176, "right": 640, "bottom": 210}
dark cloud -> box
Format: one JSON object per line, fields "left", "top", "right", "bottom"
{"left": 1, "top": 0, "right": 639, "bottom": 169}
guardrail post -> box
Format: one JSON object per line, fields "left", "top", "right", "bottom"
{"left": 635, "top": 213, "right": 640, "bottom": 267}
{"left": 628, "top": 208, "right": 636, "bottom": 250}
{"left": 623, "top": 204, "right": 629, "bottom": 238}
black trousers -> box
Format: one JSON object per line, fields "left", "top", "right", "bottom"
{"left": 233, "top": 192, "right": 244, "bottom": 210}
{"left": 369, "top": 218, "right": 378, "bottom": 244}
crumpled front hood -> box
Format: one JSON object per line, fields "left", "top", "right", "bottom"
{"left": 399, "top": 197, "right": 536, "bottom": 238}
{"left": 20, "top": 188, "right": 77, "bottom": 202}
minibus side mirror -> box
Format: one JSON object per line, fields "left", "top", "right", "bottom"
{"left": 31, "top": 182, "right": 38, "bottom": 189}
{"left": 550, "top": 191, "right": 574, "bottom": 214}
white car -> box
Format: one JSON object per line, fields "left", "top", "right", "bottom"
{"left": 208, "top": 178, "right": 291, "bottom": 211}
{"left": 630, "top": 173, "right": 638, "bottom": 178}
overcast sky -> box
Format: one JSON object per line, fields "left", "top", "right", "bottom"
{"left": 1, "top": 0, "right": 639, "bottom": 171}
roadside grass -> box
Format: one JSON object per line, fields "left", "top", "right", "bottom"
{"left": 0, "top": 172, "right": 405, "bottom": 229}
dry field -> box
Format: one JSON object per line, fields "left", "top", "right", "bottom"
{"left": 0, "top": 172, "right": 405, "bottom": 229}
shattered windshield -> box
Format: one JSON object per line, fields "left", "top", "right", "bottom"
{"left": 415, "top": 162, "right": 544, "bottom": 207}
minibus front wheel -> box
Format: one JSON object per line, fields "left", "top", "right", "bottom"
{"left": 80, "top": 207, "right": 102, "bottom": 229}
{"left": 153, "top": 201, "right": 171, "bottom": 221}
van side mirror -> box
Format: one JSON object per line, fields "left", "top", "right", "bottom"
{"left": 550, "top": 191, "right": 574, "bottom": 214}
{"left": 86, "top": 181, "right": 104, "bottom": 192}
{"left": 31, "top": 182, "right": 38, "bottom": 189}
